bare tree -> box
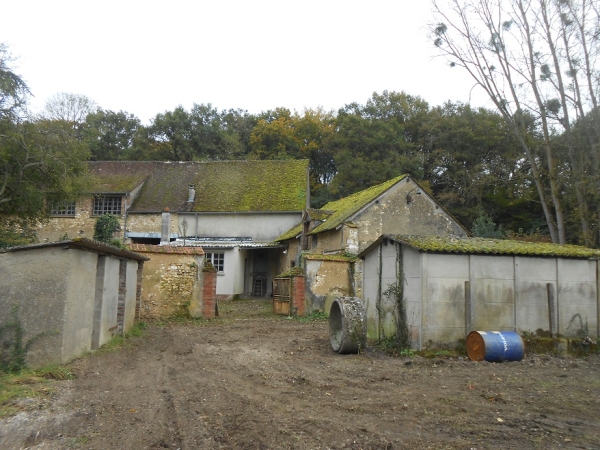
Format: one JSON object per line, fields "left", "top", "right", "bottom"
{"left": 42, "top": 92, "right": 98, "bottom": 126}
{"left": 429, "top": 0, "right": 600, "bottom": 245}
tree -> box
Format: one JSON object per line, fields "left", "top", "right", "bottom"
{"left": 0, "top": 118, "right": 90, "bottom": 234}
{"left": 429, "top": 0, "right": 600, "bottom": 245}
{"left": 0, "top": 45, "right": 90, "bottom": 245}
{"left": 42, "top": 92, "right": 98, "bottom": 125}
{"left": 419, "top": 101, "right": 534, "bottom": 231}
{"left": 0, "top": 44, "right": 30, "bottom": 121}
{"left": 326, "top": 91, "right": 428, "bottom": 198}
{"left": 249, "top": 107, "right": 336, "bottom": 206}
{"left": 143, "top": 104, "right": 245, "bottom": 161}
{"left": 81, "top": 109, "right": 141, "bottom": 160}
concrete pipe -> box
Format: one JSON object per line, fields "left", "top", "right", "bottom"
{"left": 329, "top": 296, "right": 367, "bottom": 354}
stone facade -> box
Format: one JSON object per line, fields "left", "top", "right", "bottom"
{"left": 129, "top": 245, "right": 205, "bottom": 320}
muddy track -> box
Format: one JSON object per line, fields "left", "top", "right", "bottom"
{"left": 1, "top": 301, "right": 599, "bottom": 449}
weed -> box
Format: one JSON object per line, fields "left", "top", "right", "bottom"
{"left": 97, "top": 321, "right": 148, "bottom": 353}
{"left": 0, "top": 306, "right": 55, "bottom": 373}
{"left": 0, "top": 366, "right": 72, "bottom": 418}
{"left": 291, "top": 310, "right": 328, "bottom": 323}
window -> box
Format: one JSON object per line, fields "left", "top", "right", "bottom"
{"left": 50, "top": 200, "right": 76, "bottom": 216}
{"left": 205, "top": 252, "right": 225, "bottom": 272}
{"left": 93, "top": 196, "right": 122, "bottom": 215}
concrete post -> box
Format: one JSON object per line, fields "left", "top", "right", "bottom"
{"left": 547, "top": 283, "right": 556, "bottom": 337}
{"left": 160, "top": 210, "right": 171, "bottom": 244}
{"left": 465, "top": 280, "right": 472, "bottom": 335}
{"left": 116, "top": 259, "right": 127, "bottom": 335}
{"left": 92, "top": 256, "right": 106, "bottom": 350}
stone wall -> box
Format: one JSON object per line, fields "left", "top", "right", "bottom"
{"left": 129, "top": 245, "right": 204, "bottom": 320}
{"left": 304, "top": 257, "right": 353, "bottom": 314}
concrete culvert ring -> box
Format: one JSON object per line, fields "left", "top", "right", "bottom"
{"left": 329, "top": 296, "right": 367, "bottom": 354}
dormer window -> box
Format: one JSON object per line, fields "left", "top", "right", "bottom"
{"left": 93, "top": 195, "right": 122, "bottom": 215}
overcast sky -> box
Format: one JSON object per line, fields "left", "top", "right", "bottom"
{"left": 2, "top": 0, "right": 490, "bottom": 124}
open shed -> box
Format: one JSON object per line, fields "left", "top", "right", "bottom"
{"left": 0, "top": 239, "right": 148, "bottom": 368}
{"left": 360, "top": 235, "right": 600, "bottom": 349}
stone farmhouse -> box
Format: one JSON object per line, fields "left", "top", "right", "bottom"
{"left": 274, "top": 175, "right": 469, "bottom": 313}
{"left": 38, "top": 160, "right": 309, "bottom": 299}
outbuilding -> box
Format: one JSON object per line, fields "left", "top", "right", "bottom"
{"left": 0, "top": 238, "right": 148, "bottom": 368}
{"left": 359, "top": 235, "right": 600, "bottom": 348}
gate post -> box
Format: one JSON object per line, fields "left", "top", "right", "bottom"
{"left": 292, "top": 275, "right": 306, "bottom": 317}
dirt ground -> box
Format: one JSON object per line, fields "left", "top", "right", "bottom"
{"left": 1, "top": 299, "right": 599, "bottom": 450}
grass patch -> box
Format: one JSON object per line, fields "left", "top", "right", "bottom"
{"left": 97, "top": 321, "right": 149, "bottom": 353}
{"left": 290, "top": 310, "right": 328, "bottom": 322}
{"left": 0, "top": 366, "right": 73, "bottom": 418}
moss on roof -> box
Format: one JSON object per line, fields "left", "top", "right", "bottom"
{"left": 88, "top": 161, "right": 157, "bottom": 193}
{"left": 128, "top": 244, "right": 204, "bottom": 255}
{"left": 275, "top": 223, "right": 303, "bottom": 242}
{"left": 303, "top": 253, "right": 359, "bottom": 262}
{"left": 275, "top": 175, "right": 409, "bottom": 242}
{"left": 309, "top": 175, "right": 408, "bottom": 235}
{"left": 391, "top": 235, "right": 600, "bottom": 259}
{"left": 307, "top": 208, "right": 333, "bottom": 221}
{"left": 89, "top": 160, "right": 308, "bottom": 213}
{"left": 190, "top": 160, "right": 308, "bottom": 212}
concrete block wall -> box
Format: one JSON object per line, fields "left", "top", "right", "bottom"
{"left": 362, "top": 243, "right": 600, "bottom": 350}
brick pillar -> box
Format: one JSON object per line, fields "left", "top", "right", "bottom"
{"left": 135, "top": 261, "right": 144, "bottom": 321}
{"left": 292, "top": 275, "right": 306, "bottom": 317}
{"left": 202, "top": 268, "right": 217, "bottom": 318}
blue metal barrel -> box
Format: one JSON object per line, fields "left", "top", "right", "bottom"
{"left": 466, "top": 331, "right": 525, "bottom": 362}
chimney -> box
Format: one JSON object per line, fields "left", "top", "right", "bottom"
{"left": 188, "top": 185, "right": 196, "bottom": 203}
{"left": 160, "top": 207, "right": 171, "bottom": 245}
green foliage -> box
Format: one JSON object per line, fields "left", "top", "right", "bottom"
{"left": 471, "top": 213, "right": 505, "bottom": 238}
{"left": 81, "top": 108, "right": 141, "bottom": 160}
{"left": 290, "top": 310, "right": 328, "bottom": 322}
{"left": 0, "top": 226, "right": 36, "bottom": 249}
{"left": 0, "top": 43, "right": 30, "bottom": 120}
{"left": 0, "top": 307, "right": 49, "bottom": 373}
{"left": 93, "top": 214, "right": 120, "bottom": 243}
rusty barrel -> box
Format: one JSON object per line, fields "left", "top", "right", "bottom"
{"left": 329, "top": 296, "right": 366, "bottom": 354}
{"left": 466, "top": 331, "right": 525, "bottom": 362}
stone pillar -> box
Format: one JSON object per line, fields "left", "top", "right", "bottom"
{"left": 202, "top": 266, "right": 218, "bottom": 318}
{"left": 292, "top": 275, "right": 306, "bottom": 316}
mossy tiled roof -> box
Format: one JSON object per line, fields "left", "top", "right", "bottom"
{"left": 307, "top": 208, "right": 334, "bottom": 221}
{"left": 128, "top": 244, "right": 204, "bottom": 255}
{"left": 89, "top": 160, "right": 308, "bottom": 213}
{"left": 309, "top": 175, "right": 408, "bottom": 234}
{"left": 303, "top": 253, "right": 359, "bottom": 262}
{"left": 275, "top": 175, "right": 409, "bottom": 242}
{"left": 387, "top": 235, "right": 600, "bottom": 259}
{"left": 89, "top": 161, "right": 157, "bottom": 193}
